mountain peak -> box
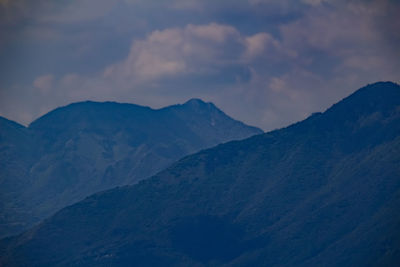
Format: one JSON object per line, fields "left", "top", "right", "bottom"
{"left": 180, "top": 98, "right": 221, "bottom": 115}
{"left": 185, "top": 98, "right": 206, "bottom": 105}
{"left": 324, "top": 81, "right": 400, "bottom": 120}
{"left": 183, "top": 98, "right": 212, "bottom": 108}
{"left": 345, "top": 81, "right": 399, "bottom": 103}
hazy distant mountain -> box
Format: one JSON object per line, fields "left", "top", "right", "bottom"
{"left": 0, "top": 99, "right": 262, "bottom": 238}
{"left": 1, "top": 82, "right": 398, "bottom": 266}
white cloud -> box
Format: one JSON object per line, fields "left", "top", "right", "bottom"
{"left": 187, "top": 23, "right": 239, "bottom": 43}
{"left": 104, "top": 28, "right": 186, "bottom": 81}
{"left": 243, "top": 32, "right": 278, "bottom": 60}
{"left": 33, "top": 74, "right": 54, "bottom": 94}
{"left": 104, "top": 23, "right": 276, "bottom": 82}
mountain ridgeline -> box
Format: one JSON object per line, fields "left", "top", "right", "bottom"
{"left": 0, "top": 99, "right": 262, "bottom": 238}
{"left": 1, "top": 81, "right": 399, "bottom": 266}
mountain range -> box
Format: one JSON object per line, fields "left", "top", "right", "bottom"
{"left": 1, "top": 81, "right": 399, "bottom": 266}
{"left": 0, "top": 99, "right": 262, "bottom": 238}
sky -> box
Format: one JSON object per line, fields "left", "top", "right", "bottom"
{"left": 0, "top": 0, "right": 399, "bottom": 131}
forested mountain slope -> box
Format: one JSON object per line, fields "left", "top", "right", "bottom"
{"left": 1, "top": 82, "right": 399, "bottom": 266}
{"left": 0, "top": 99, "right": 262, "bottom": 238}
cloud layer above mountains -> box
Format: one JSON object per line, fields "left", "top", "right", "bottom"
{"left": 0, "top": 0, "right": 399, "bottom": 130}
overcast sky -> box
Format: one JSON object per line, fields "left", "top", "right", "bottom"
{"left": 0, "top": 0, "right": 399, "bottom": 130}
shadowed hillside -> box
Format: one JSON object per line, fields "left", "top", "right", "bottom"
{"left": 0, "top": 99, "right": 262, "bottom": 238}
{"left": 1, "top": 82, "right": 399, "bottom": 266}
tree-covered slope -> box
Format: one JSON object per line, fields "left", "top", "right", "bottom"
{"left": 1, "top": 82, "right": 399, "bottom": 266}
{"left": 0, "top": 99, "right": 262, "bottom": 238}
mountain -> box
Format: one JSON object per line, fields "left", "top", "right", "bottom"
{"left": 0, "top": 99, "right": 262, "bottom": 238}
{"left": 1, "top": 81, "right": 399, "bottom": 267}
{"left": 0, "top": 117, "right": 38, "bottom": 237}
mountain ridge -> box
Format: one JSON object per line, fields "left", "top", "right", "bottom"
{"left": 28, "top": 98, "right": 223, "bottom": 127}
{"left": 0, "top": 98, "right": 262, "bottom": 238}
{"left": 1, "top": 81, "right": 398, "bottom": 266}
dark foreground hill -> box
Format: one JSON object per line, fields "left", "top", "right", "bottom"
{"left": 1, "top": 82, "right": 400, "bottom": 266}
{"left": 0, "top": 99, "right": 262, "bottom": 238}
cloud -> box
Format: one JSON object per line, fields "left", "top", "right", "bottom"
{"left": 243, "top": 32, "right": 279, "bottom": 60}
{"left": 301, "top": 0, "right": 330, "bottom": 6}
{"left": 0, "top": 0, "right": 9, "bottom": 6}
{"left": 0, "top": 0, "right": 116, "bottom": 24}
{"left": 37, "top": 0, "right": 115, "bottom": 24}
{"left": 105, "top": 28, "right": 187, "bottom": 80}
{"left": 104, "top": 23, "right": 277, "bottom": 83}
{"left": 33, "top": 74, "right": 54, "bottom": 93}
{"left": 1, "top": 0, "right": 399, "bottom": 131}
{"left": 279, "top": 0, "right": 400, "bottom": 78}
